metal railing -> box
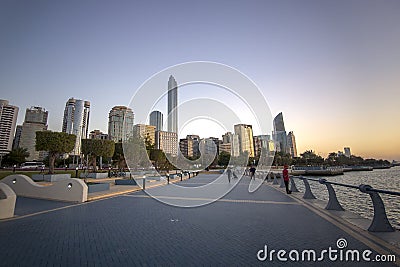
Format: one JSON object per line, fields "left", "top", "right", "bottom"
{"left": 288, "top": 176, "right": 398, "bottom": 232}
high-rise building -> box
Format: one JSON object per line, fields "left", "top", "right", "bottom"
{"left": 254, "top": 135, "right": 272, "bottom": 157}
{"left": 273, "top": 112, "right": 286, "bottom": 132}
{"left": 62, "top": 98, "right": 90, "bottom": 155}
{"left": 133, "top": 124, "right": 156, "bottom": 145}
{"left": 287, "top": 131, "right": 298, "bottom": 158}
{"left": 167, "top": 75, "right": 178, "bottom": 133}
{"left": 221, "top": 132, "right": 240, "bottom": 157}
{"left": 200, "top": 137, "right": 221, "bottom": 160}
{"left": 149, "top": 110, "right": 163, "bottom": 132}
{"left": 156, "top": 131, "right": 178, "bottom": 156}
{"left": 179, "top": 135, "right": 200, "bottom": 158}
{"left": 89, "top": 130, "right": 109, "bottom": 140}
{"left": 19, "top": 107, "right": 48, "bottom": 161}
{"left": 0, "top": 100, "right": 19, "bottom": 156}
{"left": 344, "top": 147, "right": 351, "bottom": 158}
{"left": 12, "top": 125, "right": 22, "bottom": 150}
{"left": 219, "top": 143, "right": 232, "bottom": 155}
{"left": 108, "top": 106, "right": 134, "bottom": 142}
{"left": 234, "top": 124, "right": 255, "bottom": 157}
{"left": 273, "top": 112, "right": 288, "bottom": 154}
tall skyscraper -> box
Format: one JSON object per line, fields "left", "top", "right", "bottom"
{"left": 108, "top": 106, "right": 134, "bottom": 142}
{"left": 273, "top": 112, "right": 288, "bottom": 154}
{"left": 273, "top": 112, "right": 286, "bottom": 132}
{"left": 12, "top": 125, "right": 22, "bottom": 150}
{"left": 234, "top": 124, "right": 255, "bottom": 157}
{"left": 19, "top": 107, "right": 48, "bottom": 161}
{"left": 167, "top": 75, "right": 178, "bottom": 133}
{"left": 0, "top": 100, "right": 19, "bottom": 156}
{"left": 62, "top": 98, "right": 90, "bottom": 155}
{"left": 287, "top": 131, "right": 298, "bottom": 158}
{"left": 149, "top": 110, "right": 163, "bottom": 132}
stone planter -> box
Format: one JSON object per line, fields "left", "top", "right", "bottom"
{"left": 115, "top": 179, "right": 137, "bottom": 185}
{"left": 32, "top": 174, "right": 71, "bottom": 182}
{"left": 80, "top": 173, "right": 109, "bottom": 179}
{"left": 87, "top": 182, "right": 110, "bottom": 193}
{"left": 146, "top": 176, "right": 162, "bottom": 181}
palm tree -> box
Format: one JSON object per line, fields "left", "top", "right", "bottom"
{"left": 3, "top": 147, "right": 30, "bottom": 166}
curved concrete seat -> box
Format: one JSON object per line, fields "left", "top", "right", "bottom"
{"left": 2, "top": 174, "right": 88, "bottom": 203}
{"left": 0, "top": 183, "right": 16, "bottom": 219}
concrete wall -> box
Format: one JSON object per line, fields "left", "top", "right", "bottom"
{"left": 0, "top": 182, "right": 16, "bottom": 219}
{"left": 2, "top": 175, "right": 88, "bottom": 203}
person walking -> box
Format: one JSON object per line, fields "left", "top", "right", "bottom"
{"left": 249, "top": 166, "right": 256, "bottom": 180}
{"left": 283, "top": 165, "right": 291, "bottom": 194}
{"left": 227, "top": 168, "right": 232, "bottom": 183}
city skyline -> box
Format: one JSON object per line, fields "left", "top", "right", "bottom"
{"left": 1, "top": 1, "right": 399, "bottom": 160}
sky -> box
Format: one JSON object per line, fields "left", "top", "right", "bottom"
{"left": 1, "top": 0, "right": 399, "bottom": 160}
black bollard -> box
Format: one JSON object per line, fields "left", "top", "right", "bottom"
{"left": 167, "top": 174, "right": 170, "bottom": 184}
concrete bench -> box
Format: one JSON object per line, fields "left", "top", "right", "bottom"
{"left": 2, "top": 175, "right": 88, "bottom": 203}
{"left": 0, "top": 182, "right": 16, "bottom": 219}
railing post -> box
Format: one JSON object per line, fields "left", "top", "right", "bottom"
{"left": 279, "top": 174, "right": 285, "bottom": 188}
{"left": 319, "top": 178, "right": 344, "bottom": 211}
{"left": 272, "top": 173, "right": 278, "bottom": 185}
{"left": 359, "top": 184, "right": 394, "bottom": 232}
{"left": 290, "top": 176, "right": 299, "bottom": 192}
{"left": 300, "top": 177, "right": 316, "bottom": 199}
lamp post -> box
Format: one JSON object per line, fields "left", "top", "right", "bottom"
{"left": 75, "top": 167, "right": 78, "bottom": 178}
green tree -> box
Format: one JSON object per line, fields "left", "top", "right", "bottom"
{"left": 2, "top": 147, "right": 30, "bottom": 166}
{"left": 149, "top": 149, "right": 174, "bottom": 172}
{"left": 273, "top": 152, "right": 292, "bottom": 167}
{"left": 36, "top": 131, "right": 76, "bottom": 174}
{"left": 81, "top": 139, "right": 115, "bottom": 172}
{"left": 123, "top": 136, "right": 153, "bottom": 171}
{"left": 298, "top": 150, "right": 324, "bottom": 166}
{"left": 113, "top": 142, "right": 126, "bottom": 170}
{"left": 218, "top": 151, "right": 231, "bottom": 167}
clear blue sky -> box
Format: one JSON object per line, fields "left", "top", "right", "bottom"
{"left": 1, "top": 0, "right": 399, "bottom": 159}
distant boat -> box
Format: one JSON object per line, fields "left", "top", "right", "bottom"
{"left": 343, "top": 166, "right": 373, "bottom": 172}
{"left": 392, "top": 160, "right": 400, "bottom": 167}
{"left": 372, "top": 165, "right": 392, "bottom": 170}
{"left": 291, "top": 166, "right": 343, "bottom": 176}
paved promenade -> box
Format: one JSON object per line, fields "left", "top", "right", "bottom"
{"left": 0, "top": 174, "right": 398, "bottom": 266}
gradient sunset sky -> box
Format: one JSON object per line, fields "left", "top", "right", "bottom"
{"left": 1, "top": 0, "right": 399, "bottom": 160}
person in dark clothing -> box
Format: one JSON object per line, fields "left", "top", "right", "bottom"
{"left": 249, "top": 166, "right": 256, "bottom": 179}
{"left": 283, "top": 165, "right": 291, "bottom": 194}
{"left": 226, "top": 168, "right": 232, "bottom": 183}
